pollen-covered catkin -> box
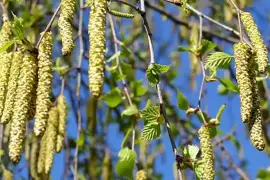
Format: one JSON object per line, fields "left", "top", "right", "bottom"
{"left": 30, "top": 136, "right": 39, "bottom": 179}
{"left": 248, "top": 54, "right": 265, "bottom": 151}
{"left": 198, "top": 126, "right": 215, "bottom": 180}
{"left": 37, "top": 131, "right": 47, "bottom": 174}
{"left": 9, "top": 52, "right": 37, "bottom": 164}
{"left": 88, "top": 0, "right": 107, "bottom": 97}
{"left": 241, "top": 12, "right": 269, "bottom": 73}
{"left": 0, "top": 53, "right": 13, "bottom": 119}
{"left": 136, "top": 170, "right": 148, "bottom": 180}
{"left": 34, "top": 31, "right": 53, "bottom": 136}
{"left": 56, "top": 95, "right": 68, "bottom": 153}
{"left": 0, "top": 21, "right": 12, "bottom": 47}
{"left": 233, "top": 43, "right": 253, "bottom": 123}
{"left": 1, "top": 51, "right": 23, "bottom": 124}
{"left": 44, "top": 107, "right": 59, "bottom": 174}
{"left": 58, "top": 0, "right": 75, "bottom": 55}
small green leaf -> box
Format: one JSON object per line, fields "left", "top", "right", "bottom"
{"left": 0, "top": 39, "right": 18, "bottom": 53}
{"left": 205, "top": 52, "right": 233, "bottom": 70}
{"left": 183, "top": 145, "right": 200, "bottom": 161}
{"left": 217, "top": 84, "right": 229, "bottom": 95}
{"left": 101, "top": 88, "right": 122, "bottom": 108}
{"left": 12, "top": 13, "right": 25, "bottom": 41}
{"left": 140, "top": 105, "right": 160, "bottom": 124}
{"left": 257, "top": 169, "right": 270, "bottom": 180}
{"left": 218, "top": 78, "right": 239, "bottom": 93}
{"left": 177, "top": 90, "right": 189, "bottom": 110}
{"left": 116, "top": 148, "right": 137, "bottom": 179}
{"left": 216, "top": 104, "right": 226, "bottom": 122}
{"left": 178, "top": 46, "right": 192, "bottom": 52}
{"left": 146, "top": 63, "right": 170, "bottom": 86}
{"left": 140, "top": 123, "right": 161, "bottom": 140}
{"left": 131, "top": 80, "right": 147, "bottom": 97}
{"left": 155, "top": 64, "right": 170, "bottom": 73}
{"left": 194, "top": 160, "right": 204, "bottom": 180}
{"left": 121, "top": 105, "right": 139, "bottom": 117}
{"left": 209, "top": 127, "right": 217, "bottom": 138}
{"left": 199, "top": 39, "right": 216, "bottom": 55}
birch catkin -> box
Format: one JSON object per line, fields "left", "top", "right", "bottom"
{"left": 30, "top": 136, "right": 39, "bottom": 179}
{"left": 0, "top": 53, "right": 13, "bottom": 119}
{"left": 9, "top": 52, "right": 38, "bottom": 163}
{"left": 56, "top": 94, "right": 68, "bottom": 153}
{"left": 37, "top": 131, "right": 47, "bottom": 174}
{"left": 241, "top": 12, "right": 269, "bottom": 73}
{"left": 136, "top": 170, "right": 148, "bottom": 180}
{"left": 234, "top": 43, "right": 253, "bottom": 123}
{"left": 248, "top": 54, "right": 265, "bottom": 151}
{"left": 34, "top": 31, "right": 53, "bottom": 136}
{"left": 44, "top": 107, "right": 59, "bottom": 174}
{"left": 0, "top": 21, "right": 12, "bottom": 47}
{"left": 88, "top": 0, "right": 107, "bottom": 97}
{"left": 58, "top": 0, "right": 75, "bottom": 55}
{"left": 198, "top": 126, "right": 215, "bottom": 180}
{"left": 1, "top": 51, "right": 23, "bottom": 124}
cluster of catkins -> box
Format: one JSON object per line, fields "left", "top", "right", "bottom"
{"left": 234, "top": 12, "right": 268, "bottom": 151}
{"left": 0, "top": 19, "right": 68, "bottom": 177}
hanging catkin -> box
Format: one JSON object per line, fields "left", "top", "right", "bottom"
{"left": 248, "top": 54, "right": 265, "bottom": 151}
{"left": 88, "top": 0, "right": 107, "bottom": 97}
{"left": 0, "top": 21, "right": 12, "bottom": 47}
{"left": 9, "top": 52, "right": 37, "bottom": 163}
{"left": 1, "top": 51, "right": 23, "bottom": 124}
{"left": 37, "top": 131, "right": 47, "bottom": 174}
{"left": 136, "top": 170, "right": 148, "bottom": 180}
{"left": 56, "top": 94, "right": 68, "bottom": 153}
{"left": 58, "top": 0, "right": 75, "bottom": 55}
{"left": 44, "top": 107, "right": 59, "bottom": 174}
{"left": 30, "top": 136, "right": 39, "bottom": 179}
{"left": 198, "top": 126, "right": 215, "bottom": 180}
{"left": 233, "top": 43, "right": 253, "bottom": 123}
{"left": 241, "top": 12, "right": 269, "bottom": 73}
{"left": 0, "top": 53, "right": 13, "bottom": 119}
{"left": 34, "top": 31, "right": 53, "bottom": 136}
{"left": 102, "top": 150, "right": 112, "bottom": 180}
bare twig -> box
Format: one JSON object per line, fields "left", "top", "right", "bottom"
{"left": 36, "top": 3, "right": 61, "bottom": 48}
{"left": 0, "top": 1, "right": 8, "bottom": 21}
{"left": 73, "top": 0, "right": 84, "bottom": 179}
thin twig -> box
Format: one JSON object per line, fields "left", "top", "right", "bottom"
{"left": 36, "top": 3, "right": 61, "bottom": 48}
{"left": 0, "top": 1, "right": 8, "bottom": 21}
{"left": 73, "top": 0, "right": 84, "bottom": 179}
{"left": 139, "top": 1, "right": 183, "bottom": 179}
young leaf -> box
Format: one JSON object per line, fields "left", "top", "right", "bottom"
{"left": 140, "top": 105, "right": 160, "bottom": 124}
{"left": 121, "top": 105, "right": 139, "bottom": 117}
{"left": 205, "top": 52, "right": 233, "bottom": 69}
{"left": 101, "top": 88, "right": 122, "bottom": 108}
{"left": 194, "top": 160, "right": 204, "bottom": 180}
{"left": 216, "top": 104, "right": 226, "bottom": 122}
{"left": 199, "top": 39, "right": 216, "bottom": 55}
{"left": 116, "top": 148, "right": 137, "bottom": 179}
{"left": 218, "top": 78, "right": 239, "bottom": 93}
{"left": 177, "top": 90, "right": 189, "bottom": 110}
{"left": 146, "top": 63, "right": 170, "bottom": 87}
{"left": 141, "top": 123, "right": 161, "bottom": 140}
{"left": 183, "top": 145, "right": 200, "bottom": 161}
{"left": 131, "top": 80, "right": 147, "bottom": 97}
{"left": 12, "top": 14, "right": 25, "bottom": 41}
{"left": 0, "top": 39, "right": 17, "bottom": 53}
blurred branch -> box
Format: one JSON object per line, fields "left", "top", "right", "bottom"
{"left": 0, "top": 1, "right": 8, "bottom": 21}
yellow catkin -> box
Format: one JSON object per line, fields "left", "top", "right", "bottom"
{"left": 56, "top": 95, "right": 68, "bottom": 153}
{"left": 241, "top": 12, "right": 269, "bottom": 73}
{"left": 88, "top": 0, "right": 107, "bottom": 97}
{"left": 30, "top": 136, "right": 39, "bottom": 179}
{"left": 3, "top": 169, "right": 13, "bottom": 180}
{"left": 37, "top": 131, "right": 47, "bottom": 174}
{"left": 233, "top": 43, "right": 253, "bottom": 123}
{"left": 1, "top": 51, "right": 23, "bottom": 124}
{"left": 198, "top": 126, "right": 215, "bottom": 180}
{"left": 248, "top": 54, "right": 265, "bottom": 151}
{"left": 9, "top": 52, "right": 37, "bottom": 164}
{"left": 44, "top": 107, "right": 59, "bottom": 174}
{"left": 0, "top": 53, "right": 13, "bottom": 119}
{"left": 34, "top": 31, "right": 53, "bottom": 136}
{"left": 136, "top": 170, "right": 148, "bottom": 180}
{"left": 58, "top": 0, "right": 75, "bottom": 55}
{"left": 0, "top": 21, "right": 12, "bottom": 47}
{"left": 102, "top": 150, "right": 112, "bottom": 180}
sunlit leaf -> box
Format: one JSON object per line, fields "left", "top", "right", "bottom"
{"left": 116, "top": 148, "right": 137, "bottom": 179}
{"left": 101, "top": 88, "right": 122, "bottom": 108}
{"left": 205, "top": 52, "right": 233, "bottom": 69}
{"left": 121, "top": 105, "right": 139, "bottom": 117}
{"left": 177, "top": 90, "right": 189, "bottom": 110}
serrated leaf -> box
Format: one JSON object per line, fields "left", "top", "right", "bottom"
{"left": 116, "top": 148, "right": 137, "bottom": 179}
{"left": 177, "top": 90, "right": 189, "bottom": 110}
{"left": 140, "top": 123, "right": 161, "bottom": 140}
{"left": 146, "top": 63, "right": 170, "bottom": 86}
{"left": 12, "top": 14, "right": 25, "bottom": 41}
{"left": 183, "top": 145, "right": 200, "bottom": 161}
{"left": 205, "top": 52, "right": 233, "bottom": 69}
{"left": 101, "top": 88, "right": 122, "bottom": 107}
{"left": 178, "top": 46, "right": 192, "bottom": 52}
{"left": 121, "top": 105, "right": 139, "bottom": 117}
{"left": 155, "top": 64, "right": 170, "bottom": 73}
{"left": 199, "top": 39, "right": 216, "bottom": 55}
{"left": 218, "top": 78, "right": 239, "bottom": 93}
{"left": 194, "top": 160, "right": 204, "bottom": 180}
{"left": 140, "top": 105, "right": 160, "bottom": 124}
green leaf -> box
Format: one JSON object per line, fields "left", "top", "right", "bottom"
{"left": 217, "top": 84, "right": 229, "bottom": 95}
{"left": 199, "top": 39, "right": 216, "bottom": 55}
{"left": 183, "top": 145, "right": 200, "bottom": 161}
{"left": 194, "top": 160, "right": 204, "bottom": 180}
{"left": 107, "top": 51, "right": 121, "bottom": 62}
{"left": 0, "top": 39, "right": 18, "bottom": 53}
{"left": 140, "top": 123, "right": 161, "bottom": 140}
{"left": 205, "top": 52, "right": 233, "bottom": 70}
{"left": 155, "top": 64, "right": 170, "bottom": 73}
{"left": 178, "top": 46, "right": 192, "bottom": 52}
{"left": 140, "top": 105, "right": 160, "bottom": 124}
{"left": 121, "top": 105, "right": 139, "bottom": 117}
{"left": 209, "top": 127, "right": 217, "bottom": 138}
{"left": 216, "top": 104, "right": 226, "bottom": 122}
{"left": 12, "top": 13, "right": 25, "bottom": 41}
{"left": 177, "top": 90, "right": 189, "bottom": 110}
{"left": 101, "top": 88, "right": 122, "bottom": 108}
{"left": 131, "top": 80, "right": 147, "bottom": 97}
{"left": 116, "top": 148, "right": 137, "bottom": 179}
{"left": 146, "top": 63, "right": 170, "bottom": 86}
{"left": 257, "top": 169, "right": 270, "bottom": 180}
{"left": 218, "top": 78, "right": 239, "bottom": 93}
